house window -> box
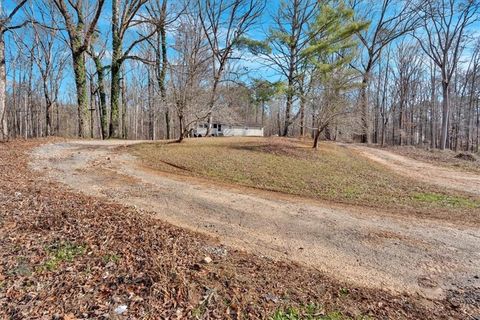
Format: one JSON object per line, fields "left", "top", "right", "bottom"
{"left": 213, "top": 124, "right": 217, "bottom": 129}
{"left": 218, "top": 124, "right": 222, "bottom": 131}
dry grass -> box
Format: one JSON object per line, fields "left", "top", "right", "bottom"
{"left": 130, "top": 137, "right": 480, "bottom": 224}
{"left": 384, "top": 145, "right": 480, "bottom": 174}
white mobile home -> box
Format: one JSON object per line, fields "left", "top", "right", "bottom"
{"left": 193, "top": 123, "right": 264, "bottom": 137}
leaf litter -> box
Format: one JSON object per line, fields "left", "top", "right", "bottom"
{"left": 0, "top": 139, "right": 473, "bottom": 319}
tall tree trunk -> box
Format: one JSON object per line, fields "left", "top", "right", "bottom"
{"left": 476, "top": 97, "right": 479, "bottom": 153}
{"left": 23, "top": 94, "right": 27, "bottom": 138}
{"left": 92, "top": 53, "right": 107, "bottom": 139}
{"left": 466, "top": 64, "right": 477, "bottom": 151}
{"left": 177, "top": 113, "right": 185, "bottom": 142}
{"left": 205, "top": 75, "right": 220, "bottom": 136}
{"left": 374, "top": 71, "right": 382, "bottom": 144}
{"left": 430, "top": 75, "right": 436, "bottom": 149}
{"left": 109, "top": 0, "right": 121, "bottom": 138}
{"left": 313, "top": 126, "right": 321, "bottom": 149}
{"left": 467, "top": 100, "right": 474, "bottom": 152}
{"left": 283, "top": 77, "right": 294, "bottom": 137}
{"left": 373, "top": 103, "right": 379, "bottom": 144}
{"left": 381, "top": 119, "right": 387, "bottom": 147}
{"left": 12, "top": 66, "right": 18, "bottom": 138}
{"left": 72, "top": 51, "right": 87, "bottom": 137}
{"left": 27, "top": 51, "right": 36, "bottom": 138}
{"left": 55, "top": 101, "right": 60, "bottom": 135}
{"left": 311, "top": 114, "right": 315, "bottom": 138}
{"left": 205, "top": 112, "right": 213, "bottom": 136}
{"left": 165, "top": 111, "right": 170, "bottom": 139}
{"left": 422, "top": 97, "right": 428, "bottom": 145}
{"left": 43, "top": 81, "right": 52, "bottom": 136}
{"left": 440, "top": 80, "right": 449, "bottom": 150}
{"left": 430, "top": 108, "right": 435, "bottom": 147}
{"left": 359, "top": 73, "right": 371, "bottom": 143}
{"left": 89, "top": 79, "right": 95, "bottom": 138}
{"left": 121, "top": 75, "right": 127, "bottom": 139}
{"left": 454, "top": 95, "right": 460, "bottom": 152}
{"left": 148, "top": 69, "right": 154, "bottom": 140}
{"left": 0, "top": 32, "right": 7, "bottom": 140}
{"left": 399, "top": 100, "right": 404, "bottom": 146}
{"left": 299, "top": 92, "right": 305, "bottom": 136}
{"left": 109, "top": 48, "right": 122, "bottom": 138}
{"left": 158, "top": 11, "right": 169, "bottom": 139}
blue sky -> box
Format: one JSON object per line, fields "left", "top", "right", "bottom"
{"left": 2, "top": 0, "right": 283, "bottom": 100}
{"left": 2, "top": 0, "right": 480, "bottom": 103}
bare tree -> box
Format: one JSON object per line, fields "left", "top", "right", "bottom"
{"left": 147, "top": 0, "right": 170, "bottom": 139}
{"left": 109, "top": 0, "right": 152, "bottom": 138}
{"left": 0, "top": 0, "right": 27, "bottom": 140}
{"left": 392, "top": 43, "right": 423, "bottom": 145}
{"left": 465, "top": 41, "right": 480, "bottom": 152}
{"left": 373, "top": 44, "right": 393, "bottom": 146}
{"left": 170, "top": 12, "right": 211, "bottom": 142}
{"left": 197, "top": 0, "right": 265, "bottom": 136}
{"left": 311, "top": 70, "right": 355, "bottom": 148}
{"left": 2, "top": 0, "right": 480, "bottom": 149}
{"left": 352, "top": 0, "right": 419, "bottom": 143}
{"left": 146, "top": 0, "right": 186, "bottom": 140}
{"left": 263, "top": 0, "right": 317, "bottom": 137}
{"left": 415, "top": 0, "right": 479, "bottom": 150}
{"left": 52, "top": 0, "right": 105, "bottom": 137}
{"left": 88, "top": 36, "right": 109, "bottom": 139}
{"left": 27, "top": 3, "right": 68, "bottom": 136}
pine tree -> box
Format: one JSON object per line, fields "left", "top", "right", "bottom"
{"left": 302, "top": 0, "right": 368, "bottom": 148}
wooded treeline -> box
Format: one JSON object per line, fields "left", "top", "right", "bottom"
{"left": 0, "top": 0, "right": 479, "bottom": 150}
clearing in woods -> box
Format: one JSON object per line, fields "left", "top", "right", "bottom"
{"left": 30, "top": 137, "right": 480, "bottom": 317}
{"left": 130, "top": 137, "right": 480, "bottom": 222}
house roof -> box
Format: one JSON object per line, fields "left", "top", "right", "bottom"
{"left": 198, "top": 122, "right": 264, "bottom": 129}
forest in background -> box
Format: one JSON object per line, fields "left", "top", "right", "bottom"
{"left": 0, "top": 0, "right": 479, "bottom": 150}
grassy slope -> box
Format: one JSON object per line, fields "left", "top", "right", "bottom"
{"left": 130, "top": 137, "right": 480, "bottom": 224}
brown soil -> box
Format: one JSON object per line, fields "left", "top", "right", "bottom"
{"left": 26, "top": 140, "right": 480, "bottom": 319}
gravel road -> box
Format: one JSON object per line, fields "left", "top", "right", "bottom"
{"left": 31, "top": 140, "right": 480, "bottom": 304}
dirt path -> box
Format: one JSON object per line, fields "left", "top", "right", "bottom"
{"left": 31, "top": 140, "right": 480, "bottom": 303}
{"left": 347, "top": 145, "right": 480, "bottom": 196}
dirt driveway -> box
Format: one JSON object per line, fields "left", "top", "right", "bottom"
{"left": 347, "top": 145, "right": 480, "bottom": 196}
{"left": 31, "top": 140, "right": 480, "bottom": 303}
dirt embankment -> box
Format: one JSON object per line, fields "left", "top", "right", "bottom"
{"left": 29, "top": 140, "right": 480, "bottom": 319}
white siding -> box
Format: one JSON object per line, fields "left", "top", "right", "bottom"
{"left": 223, "top": 128, "right": 263, "bottom": 137}
{"left": 193, "top": 125, "right": 264, "bottom": 137}
{"left": 195, "top": 128, "right": 208, "bottom": 136}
